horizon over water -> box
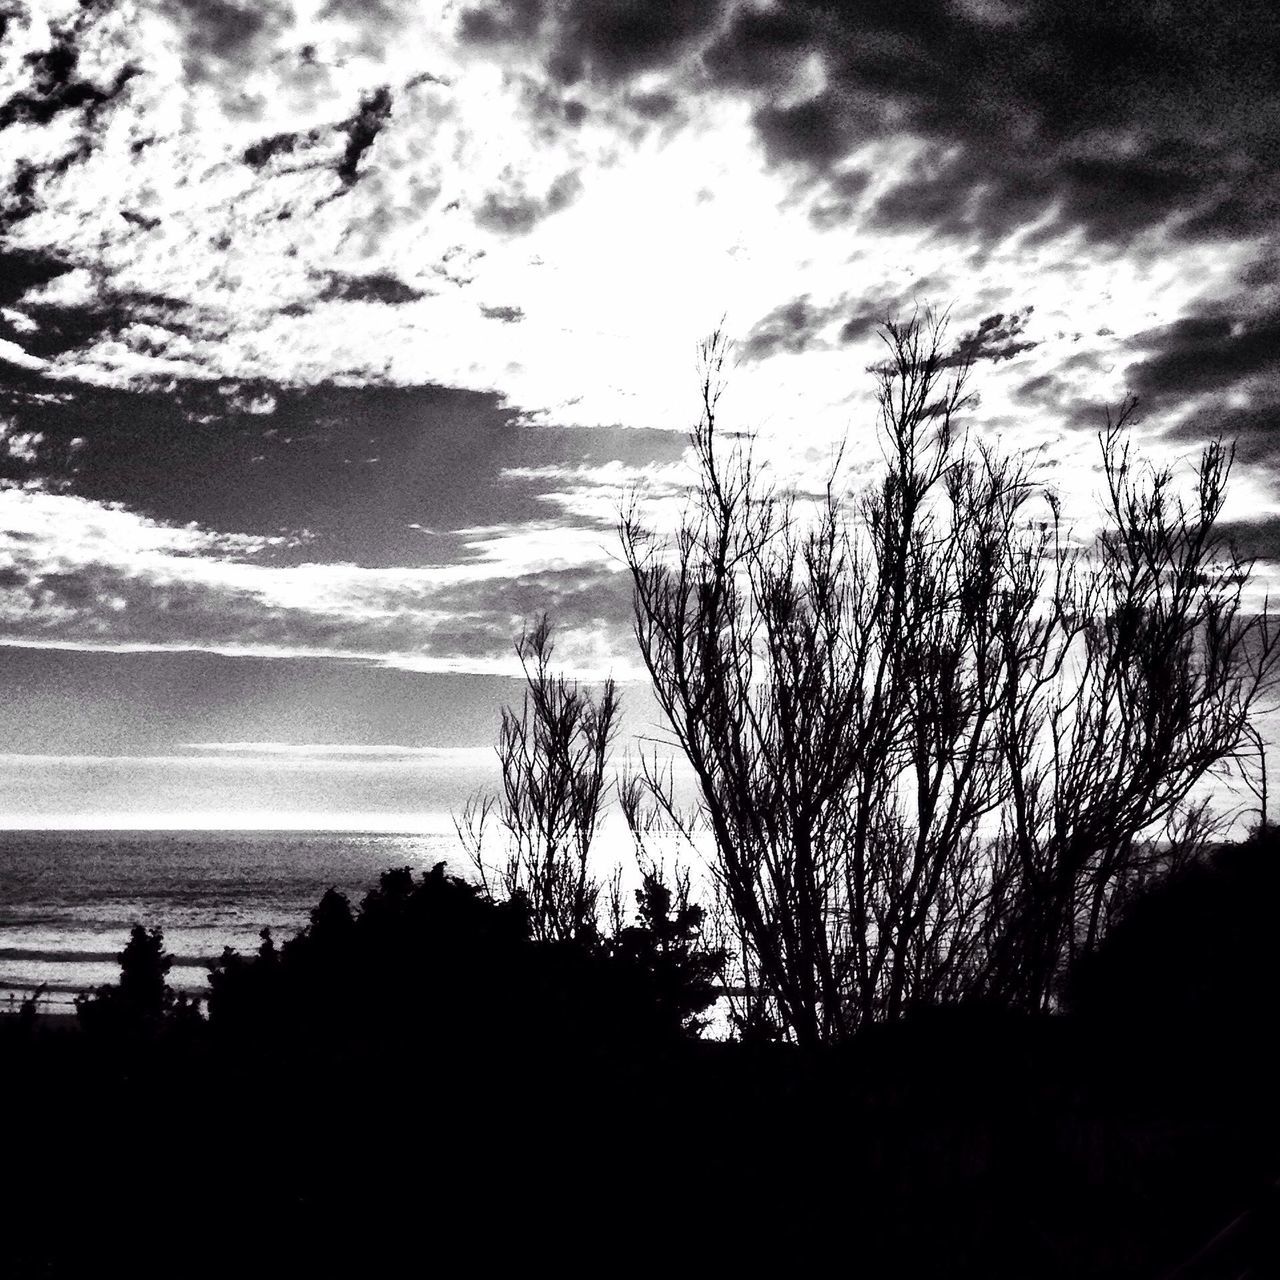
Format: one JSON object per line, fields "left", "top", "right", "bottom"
{"left": 0, "top": 827, "right": 470, "bottom": 1011}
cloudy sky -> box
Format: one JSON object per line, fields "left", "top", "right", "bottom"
{"left": 1, "top": 0, "right": 1278, "bottom": 826}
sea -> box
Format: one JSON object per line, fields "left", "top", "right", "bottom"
{"left": 0, "top": 830, "right": 467, "bottom": 1012}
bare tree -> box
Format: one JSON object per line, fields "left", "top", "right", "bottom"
{"left": 456, "top": 615, "right": 620, "bottom": 943}
{"left": 980, "top": 410, "right": 1278, "bottom": 1009}
{"left": 620, "top": 314, "right": 1278, "bottom": 1045}
{"left": 1237, "top": 721, "right": 1271, "bottom": 834}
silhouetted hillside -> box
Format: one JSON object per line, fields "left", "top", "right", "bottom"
{"left": 1069, "top": 826, "right": 1280, "bottom": 1044}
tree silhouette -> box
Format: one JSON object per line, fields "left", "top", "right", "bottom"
{"left": 620, "top": 313, "right": 1278, "bottom": 1044}
{"left": 611, "top": 865, "right": 726, "bottom": 1037}
{"left": 456, "top": 613, "right": 621, "bottom": 943}
{"left": 75, "top": 923, "right": 200, "bottom": 1038}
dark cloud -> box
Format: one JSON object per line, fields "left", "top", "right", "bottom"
{"left": 0, "top": 533, "right": 632, "bottom": 678}
{"left": 697, "top": 0, "right": 1280, "bottom": 246}
{"left": 458, "top": 0, "right": 545, "bottom": 45}
{"left": 741, "top": 296, "right": 843, "bottom": 361}
{"left": 945, "top": 309, "right": 1038, "bottom": 368}
{"left": 175, "top": 0, "right": 293, "bottom": 88}
{"left": 555, "top": 0, "right": 728, "bottom": 82}
{"left": 419, "top": 565, "right": 633, "bottom": 662}
{"left": 699, "top": 4, "right": 808, "bottom": 91}
{"left": 1216, "top": 514, "right": 1280, "bottom": 566}
{"left": 625, "top": 89, "right": 680, "bottom": 120}
{"left": 474, "top": 190, "right": 542, "bottom": 236}
{"left": 743, "top": 287, "right": 946, "bottom": 360}
{"left": 319, "top": 0, "right": 415, "bottom": 40}
{"left": 454, "top": 0, "right": 1280, "bottom": 246}
{"left": 837, "top": 310, "right": 887, "bottom": 346}
{"left": 337, "top": 85, "right": 393, "bottom": 185}
{"left": 1022, "top": 300, "right": 1280, "bottom": 464}
{"left": 480, "top": 304, "right": 525, "bottom": 323}
{"left": 474, "top": 169, "right": 582, "bottom": 234}
{"left": 545, "top": 168, "right": 582, "bottom": 212}
{"left": 1097, "top": 306, "right": 1274, "bottom": 458}
{"left": 242, "top": 127, "right": 321, "bottom": 170}
{"left": 0, "top": 11, "right": 139, "bottom": 224}
{"left": 0, "top": 34, "right": 137, "bottom": 130}
{"left": 752, "top": 94, "right": 852, "bottom": 170}
{"left": 459, "top": 0, "right": 726, "bottom": 84}
{"left": 119, "top": 208, "right": 161, "bottom": 232}
{"left": 808, "top": 169, "right": 873, "bottom": 230}
{"left": 1126, "top": 311, "right": 1280, "bottom": 404}
{"left": 0, "top": 366, "right": 687, "bottom": 568}
{"left": 3, "top": 158, "right": 41, "bottom": 223}
{"left": 1014, "top": 370, "right": 1069, "bottom": 410}
{"left": 318, "top": 272, "right": 426, "bottom": 305}
{"left": 2, "top": 277, "right": 207, "bottom": 363}
{"left": 0, "top": 245, "right": 74, "bottom": 309}
{"left": 0, "top": 644, "right": 532, "bottom": 754}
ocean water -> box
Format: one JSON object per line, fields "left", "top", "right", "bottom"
{"left": 0, "top": 830, "right": 466, "bottom": 1011}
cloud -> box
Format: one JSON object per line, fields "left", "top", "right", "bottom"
{"left": 242, "top": 126, "right": 323, "bottom": 170}
{"left": 0, "top": 4, "right": 141, "bottom": 223}
{"left": 0, "top": 419, "right": 45, "bottom": 464}
{"left": 173, "top": 0, "right": 294, "bottom": 99}
{"left": 807, "top": 169, "right": 873, "bottom": 230}
{"left": 694, "top": 0, "right": 1280, "bottom": 247}
{"left": 317, "top": 271, "right": 427, "bottom": 305}
{"left": 480, "top": 303, "right": 525, "bottom": 323}
{"left": 0, "top": 360, "right": 690, "bottom": 577}
{"left": 1080, "top": 292, "right": 1280, "bottom": 442}
{"left": 458, "top": 0, "right": 727, "bottom": 84}
{"left": 1217, "top": 514, "right": 1280, "bottom": 566}
{"left": 741, "top": 295, "right": 845, "bottom": 361}
{"left": 458, "top": 0, "right": 545, "bottom": 46}
{"left": 26, "top": 550, "right": 627, "bottom": 672}
{"left": 473, "top": 168, "right": 583, "bottom": 234}
{"left": 0, "top": 339, "right": 49, "bottom": 373}
{"left": 945, "top": 308, "right": 1038, "bottom": 368}
{"left": 8, "top": 275, "right": 209, "bottom": 365}
{"left": 337, "top": 85, "right": 394, "bottom": 185}
{"left": 0, "top": 481, "right": 635, "bottom": 673}
{"left": 0, "top": 22, "right": 138, "bottom": 130}
{"left": 741, "top": 287, "right": 958, "bottom": 362}
{"left": 1126, "top": 309, "right": 1280, "bottom": 405}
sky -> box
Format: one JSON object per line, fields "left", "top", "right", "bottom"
{"left": 1, "top": 0, "right": 1279, "bottom": 827}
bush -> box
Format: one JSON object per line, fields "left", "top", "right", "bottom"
{"left": 75, "top": 923, "right": 201, "bottom": 1041}
{"left": 205, "top": 861, "right": 719, "bottom": 1061}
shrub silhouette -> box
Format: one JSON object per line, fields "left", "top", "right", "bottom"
{"left": 206, "top": 862, "right": 718, "bottom": 1061}
{"left": 75, "top": 923, "right": 201, "bottom": 1040}
{"left": 1067, "top": 827, "right": 1280, "bottom": 1038}
{"left": 610, "top": 869, "right": 725, "bottom": 1037}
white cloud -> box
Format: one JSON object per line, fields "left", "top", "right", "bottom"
{"left": 0, "top": 340, "right": 49, "bottom": 372}
{"left": 0, "top": 484, "right": 638, "bottom": 675}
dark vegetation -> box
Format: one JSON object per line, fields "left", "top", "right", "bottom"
{"left": 4, "top": 316, "right": 1280, "bottom": 1275}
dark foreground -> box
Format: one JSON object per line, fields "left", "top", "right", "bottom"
{"left": 3, "top": 852, "right": 1278, "bottom": 1277}
{"left": 4, "top": 1013, "right": 1277, "bottom": 1277}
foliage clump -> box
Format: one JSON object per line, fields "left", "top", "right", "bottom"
{"left": 75, "top": 923, "right": 201, "bottom": 1040}
{"left": 205, "top": 861, "right": 722, "bottom": 1057}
